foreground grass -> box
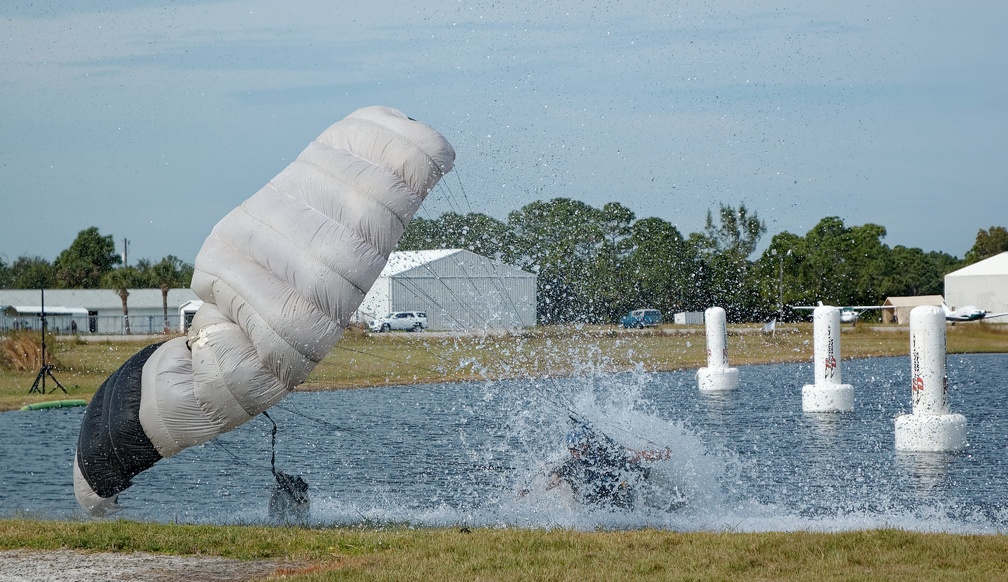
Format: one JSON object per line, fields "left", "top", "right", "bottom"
{"left": 1, "top": 519, "right": 1006, "bottom": 581}
{"left": 4, "top": 323, "right": 1008, "bottom": 412}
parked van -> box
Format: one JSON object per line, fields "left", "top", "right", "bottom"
{"left": 619, "top": 309, "right": 662, "bottom": 328}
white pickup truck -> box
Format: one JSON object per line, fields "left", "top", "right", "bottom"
{"left": 368, "top": 311, "right": 429, "bottom": 332}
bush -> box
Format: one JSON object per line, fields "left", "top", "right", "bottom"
{"left": 0, "top": 332, "right": 61, "bottom": 372}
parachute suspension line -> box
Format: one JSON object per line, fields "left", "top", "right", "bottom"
{"left": 356, "top": 273, "right": 584, "bottom": 421}
{"left": 347, "top": 244, "right": 586, "bottom": 420}
{"left": 446, "top": 162, "right": 476, "bottom": 216}
{"left": 363, "top": 170, "right": 595, "bottom": 436}
{"left": 406, "top": 168, "right": 531, "bottom": 338}
{"left": 271, "top": 402, "right": 356, "bottom": 434}
{"left": 416, "top": 180, "right": 668, "bottom": 453}
{"left": 404, "top": 247, "right": 525, "bottom": 335}
{"left": 209, "top": 438, "right": 269, "bottom": 472}
{"left": 263, "top": 410, "right": 279, "bottom": 479}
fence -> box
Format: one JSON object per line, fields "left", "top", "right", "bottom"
{"left": 1, "top": 313, "right": 187, "bottom": 336}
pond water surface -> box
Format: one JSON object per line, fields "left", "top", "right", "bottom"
{"left": 1, "top": 354, "right": 1005, "bottom": 532}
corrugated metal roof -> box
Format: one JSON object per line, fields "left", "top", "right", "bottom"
{"left": 379, "top": 249, "right": 535, "bottom": 279}
{"left": 946, "top": 252, "right": 1008, "bottom": 278}
{"left": 882, "top": 295, "right": 944, "bottom": 307}
{"left": 4, "top": 305, "right": 89, "bottom": 316}
{"left": 380, "top": 249, "right": 461, "bottom": 276}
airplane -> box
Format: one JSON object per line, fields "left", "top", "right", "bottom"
{"left": 942, "top": 303, "right": 1008, "bottom": 323}
{"left": 791, "top": 302, "right": 884, "bottom": 325}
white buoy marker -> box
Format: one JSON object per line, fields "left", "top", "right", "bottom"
{"left": 894, "top": 305, "right": 967, "bottom": 452}
{"left": 697, "top": 306, "right": 739, "bottom": 391}
{"left": 802, "top": 305, "right": 854, "bottom": 412}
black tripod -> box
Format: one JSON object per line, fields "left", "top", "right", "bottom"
{"left": 29, "top": 289, "right": 66, "bottom": 395}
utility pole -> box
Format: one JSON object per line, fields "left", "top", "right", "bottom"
{"left": 776, "top": 248, "right": 792, "bottom": 321}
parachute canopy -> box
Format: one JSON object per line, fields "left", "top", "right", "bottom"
{"left": 74, "top": 106, "right": 455, "bottom": 514}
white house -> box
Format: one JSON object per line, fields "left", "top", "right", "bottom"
{"left": 944, "top": 252, "right": 1008, "bottom": 315}
{"left": 0, "top": 288, "right": 199, "bottom": 334}
{"left": 355, "top": 249, "right": 537, "bottom": 331}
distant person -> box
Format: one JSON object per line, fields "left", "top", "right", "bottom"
{"left": 547, "top": 421, "right": 671, "bottom": 509}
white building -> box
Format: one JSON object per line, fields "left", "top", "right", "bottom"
{"left": 945, "top": 252, "right": 1008, "bottom": 315}
{"left": 881, "top": 295, "right": 945, "bottom": 325}
{"left": 0, "top": 288, "right": 199, "bottom": 334}
{"left": 355, "top": 249, "right": 537, "bottom": 331}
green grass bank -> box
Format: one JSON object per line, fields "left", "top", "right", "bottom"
{"left": 1, "top": 519, "right": 1006, "bottom": 581}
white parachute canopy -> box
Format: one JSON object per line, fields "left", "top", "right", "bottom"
{"left": 74, "top": 106, "right": 455, "bottom": 514}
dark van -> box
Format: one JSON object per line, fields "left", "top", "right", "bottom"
{"left": 620, "top": 309, "right": 662, "bottom": 328}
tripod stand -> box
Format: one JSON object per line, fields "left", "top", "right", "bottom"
{"left": 28, "top": 289, "right": 66, "bottom": 395}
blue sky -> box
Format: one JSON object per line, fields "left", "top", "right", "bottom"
{"left": 1, "top": 1, "right": 1005, "bottom": 265}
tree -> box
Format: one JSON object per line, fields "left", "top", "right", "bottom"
{"left": 398, "top": 212, "right": 516, "bottom": 262}
{"left": 0, "top": 257, "right": 8, "bottom": 288}
{"left": 696, "top": 203, "right": 767, "bottom": 321}
{"left": 5, "top": 256, "right": 55, "bottom": 289}
{"left": 880, "top": 246, "right": 957, "bottom": 298}
{"left": 587, "top": 203, "right": 637, "bottom": 323}
{"left": 53, "top": 227, "right": 120, "bottom": 288}
{"left": 621, "top": 217, "right": 696, "bottom": 315}
{"left": 786, "top": 217, "right": 890, "bottom": 308}
{"left": 963, "top": 226, "right": 1008, "bottom": 265}
{"left": 101, "top": 267, "right": 142, "bottom": 334}
{"left": 149, "top": 256, "right": 192, "bottom": 332}
{"left": 755, "top": 231, "right": 805, "bottom": 320}
{"left": 508, "top": 198, "right": 615, "bottom": 324}
{"left": 701, "top": 203, "right": 766, "bottom": 261}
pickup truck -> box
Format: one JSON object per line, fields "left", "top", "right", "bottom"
{"left": 369, "top": 311, "right": 429, "bottom": 332}
{"left": 619, "top": 309, "right": 662, "bottom": 329}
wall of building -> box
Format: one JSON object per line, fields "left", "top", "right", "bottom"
{"left": 0, "top": 289, "right": 199, "bottom": 334}
{"left": 389, "top": 274, "right": 536, "bottom": 330}
{"left": 945, "top": 274, "right": 1008, "bottom": 314}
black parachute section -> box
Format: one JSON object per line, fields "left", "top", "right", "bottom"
{"left": 75, "top": 342, "right": 164, "bottom": 499}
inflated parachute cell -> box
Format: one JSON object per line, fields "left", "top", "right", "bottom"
{"left": 74, "top": 107, "right": 455, "bottom": 514}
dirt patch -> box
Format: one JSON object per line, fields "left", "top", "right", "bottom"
{"left": 0, "top": 549, "right": 301, "bottom": 582}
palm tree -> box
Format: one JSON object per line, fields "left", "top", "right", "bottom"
{"left": 101, "top": 267, "right": 141, "bottom": 334}
{"left": 150, "top": 256, "right": 188, "bottom": 332}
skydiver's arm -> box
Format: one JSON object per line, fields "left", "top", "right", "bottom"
{"left": 547, "top": 457, "right": 577, "bottom": 489}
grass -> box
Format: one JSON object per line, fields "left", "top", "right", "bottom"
{"left": 0, "top": 519, "right": 1006, "bottom": 581}
{"left": 3, "top": 323, "right": 1008, "bottom": 412}
{"left": 0, "top": 334, "right": 165, "bottom": 411}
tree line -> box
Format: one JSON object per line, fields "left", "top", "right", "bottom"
{"left": 0, "top": 227, "right": 194, "bottom": 332}
{"left": 2, "top": 210, "right": 1006, "bottom": 325}
{"left": 399, "top": 199, "right": 1007, "bottom": 324}
{"left": 0, "top": 227, "right": 194, "bottom": 291}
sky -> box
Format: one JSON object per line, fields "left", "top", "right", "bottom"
{"left": 1, "top": 0, "right": 1006, "bottom": 265}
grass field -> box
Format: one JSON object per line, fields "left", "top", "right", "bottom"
{"left": 3, "top": 323, "right": 1008, "bottom": 412}
{"left": 1, "top": 518, "right": 1006, "bottom": 581}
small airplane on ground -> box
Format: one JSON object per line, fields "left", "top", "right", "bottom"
{"left": 942, "top": 303, "right": 1008, "bottom": 323}
{"left": 791, "top": 302, "right": 884, "bottom": 325}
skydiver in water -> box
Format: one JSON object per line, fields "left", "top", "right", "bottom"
{"left": 547, "top": 421, "right": 672, "bottom": 509}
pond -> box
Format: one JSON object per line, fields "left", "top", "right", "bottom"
{"left": 1, "top": 354, "right": 1005, "bottom": 532}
